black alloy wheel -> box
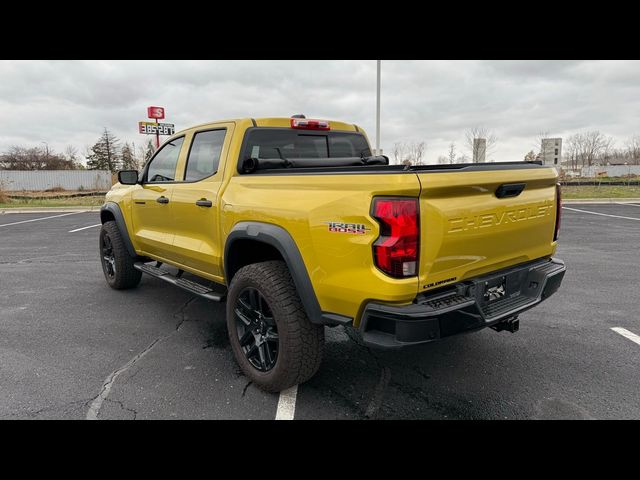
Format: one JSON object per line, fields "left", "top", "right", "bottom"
{"left": 234, "top": 287, "right": 279, "bottom": 372}
{"left": 101, "top": 230, "right": 116, "bottom": 279}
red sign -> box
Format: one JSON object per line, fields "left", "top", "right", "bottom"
{"left": 147, "top": 106, "right": 165, "bottom": 119}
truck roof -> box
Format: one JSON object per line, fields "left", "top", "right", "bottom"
{"left": 176, "top": 117, "right": 360, "bottom": 135}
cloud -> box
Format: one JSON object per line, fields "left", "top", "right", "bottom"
{"left": 0, "top": 60, "right": 639, "bottom": 163}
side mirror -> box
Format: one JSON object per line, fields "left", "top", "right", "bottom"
{"left": 118, "top": 170, "right": 139, "bottom": 185}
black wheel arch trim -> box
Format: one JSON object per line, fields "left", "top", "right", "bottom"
{"left": 100, "top": 202, "right": 138, "bottom": 259}
{"left": 224, "top": 222, "right": 352, "bottom": 326}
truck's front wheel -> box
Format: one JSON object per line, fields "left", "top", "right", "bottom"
{"left": 99, "top": 221, "right": 142, "bottom": 290}
{"left": 226, "top": 261, "right": 324, "bottom": 392}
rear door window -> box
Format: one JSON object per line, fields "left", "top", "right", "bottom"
{"left": 184, "top": 129, "right": 226, "bottom": 181}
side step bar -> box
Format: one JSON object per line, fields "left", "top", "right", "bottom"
{"left": 134, "top": 262, "right": 226, "bottom": 302}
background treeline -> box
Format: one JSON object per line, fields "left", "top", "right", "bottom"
{"left": 391, "top": 128, "right": 640, "bottom": 167}
{"left": 4, "top": 127, "right": 640, "bottom": 171}
{"left": 562, "top": 132, "right": 640, "bottom": 168}
{"left": 0, "top": 129, "right": 155, "bottom": 173}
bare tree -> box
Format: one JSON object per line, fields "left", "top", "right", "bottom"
{"left": 130, "top": 141, "right": 146, "bottom": 170}
{"left": 64, "top": 145, "right": 84, "bottom": 169}
{"left": 437, "top": 155, "right": 449, "bottom": 164}
{"left": 524, "top": 150, "right": 537, "bottom": 162}
{"left": 566, "top": 131, "right": 613, "bottom": 169}
{"left": 407, "top": 141, "right": 426, "bottom": 165}
{"left": 392, "top": 142, "right": 406, "bottom": 165}
{"left": 0, "top": 145, "right": 75, "bottom": 170}
{"left": 392, "top": 141, "right": 426, "bottom": 165}
{"left": 447, "top": 142, "right": 456, "bottom": 164}
{"left": 625, "top": 136, "right": 640, "bottom": 165}
{"left": 533, "top": 130, "right": 551, "bottom": 155}
{"left": 465, "top": 126, "right": 497, "bottom": 162}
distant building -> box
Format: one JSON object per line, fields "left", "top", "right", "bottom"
{"left": 473, "top": 138, "right": 486, "bottom": 163}
{"left": 541, "top": 138, "right": 562, "bottom": 166}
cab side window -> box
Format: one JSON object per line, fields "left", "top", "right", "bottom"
{"left": 184, "top": 129, "right": 226, "bottom": 181}
{"left": 146, "top": 137, "right": 184, "bottom": 183}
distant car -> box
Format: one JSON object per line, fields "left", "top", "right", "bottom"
{"left": 99, "top": 116, "right": 566, "bottom": 392}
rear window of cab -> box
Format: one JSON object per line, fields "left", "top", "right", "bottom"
{"left": 241, "top": 129, "right": 371, "bottom": 162}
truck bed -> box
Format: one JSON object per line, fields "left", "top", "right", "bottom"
{"left": 243, "top": 160, "right": 545, "bottom": 175}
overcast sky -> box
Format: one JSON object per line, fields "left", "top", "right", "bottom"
{"left": 1, "top": 60, "right": 639, "bottom": 163}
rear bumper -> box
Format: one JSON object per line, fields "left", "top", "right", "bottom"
{"left": 359, "top": 257, "right": 566, "bottom": 349}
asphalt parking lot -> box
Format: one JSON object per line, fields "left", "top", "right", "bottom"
{"left": 1, "top": 203, "right": 640, "bottom": 419}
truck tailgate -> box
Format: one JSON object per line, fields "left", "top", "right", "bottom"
{"left": 416, "top": 166, "right": 559, "bottom": 293}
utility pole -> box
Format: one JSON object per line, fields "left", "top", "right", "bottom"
{"left": 376, "top": 60, "right": 381, "bottom": 156}
{"left": 155, "top": 117, "right": 160, "bottom": 149}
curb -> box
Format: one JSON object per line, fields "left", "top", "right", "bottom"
{"left": 0, "top": 206, "right": 101, "bottom": 214}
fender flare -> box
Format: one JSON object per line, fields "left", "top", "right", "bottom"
{"left": 100, "top": 202, "right": 138, "bottom": 258}
{"left": 224, "top": 222, "right": 351, "bottom": 326}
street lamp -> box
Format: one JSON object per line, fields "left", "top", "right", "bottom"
{"left": 376, "top": 60, "right": 381, "bottom": 156}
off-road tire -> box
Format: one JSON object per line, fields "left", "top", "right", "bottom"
{"left": 99, "top": 221, "right": 142, "bottom": 290}
{"left": 226, "top": 260, "right": 324, "bottom": 392}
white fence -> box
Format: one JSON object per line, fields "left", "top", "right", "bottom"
{"left": 580, "top": 165, "right": 640, "bottom": 177}
{"left": 0, "top": 170, "right": 112, "bottom": 191}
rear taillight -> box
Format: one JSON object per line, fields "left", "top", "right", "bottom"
{"left": 290, "top": 118, "right": 330, "bottom": 130}
{"left": 372, "top": 197, "right": 419, "bottom": 278}
{"left": 554, "top": 183, "right": 561, "bottom": 241}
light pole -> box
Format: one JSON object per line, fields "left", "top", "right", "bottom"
{"left": 376, "top": 60, "right": 381, "bottom": 156}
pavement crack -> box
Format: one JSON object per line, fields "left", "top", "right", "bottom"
{"left": 173, "top": 296, "right": 199, "bottom": 330}
{"left": 104, "top": 398, "right": 138, "bottom": 420}
{"left": 86, "top": 295, "right": 198, "bottom": 420}
{"left": 86, "top": 338, "right": 161, "bottom": 420}
{"left": 23, "top": 399, "right": 93, "bottom": 419}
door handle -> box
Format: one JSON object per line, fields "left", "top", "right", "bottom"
{"left": 495, "top": 183, "right": 526, "bottom": 198}
{"left": 195, "top": 199, "right": 213, "bottom": 207}
{"left": 156, "top": 196, "right": 170, "bottom": 204}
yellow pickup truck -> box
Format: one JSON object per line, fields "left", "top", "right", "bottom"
{"left": 99, "top": 116, "right": 565, "bottom": 392}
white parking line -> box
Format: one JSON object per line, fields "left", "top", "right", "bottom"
{"left": 616, "top": 202, "right": 640, "bottom": 207}
{"left": 275, "top": 385, "right": 298, "bottom": 420}
{"left": 0, "top": 211, "right": 84, "bottom": 227}
{"left": 562, "top": 206, "right": 640, "bottom": 221}
{"left": 611, "top": 327, "right": 640, "bottom": 346}
{"left": 69, "top": 223, "right": 101, "bottom": 233}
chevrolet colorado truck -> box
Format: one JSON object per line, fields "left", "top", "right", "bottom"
{"left": 99, "top": 116, "right": 566, "bottom": 392}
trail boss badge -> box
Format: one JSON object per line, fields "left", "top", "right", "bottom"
{"left": 325, "top": 222, "right": 370, "bottom": 234}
